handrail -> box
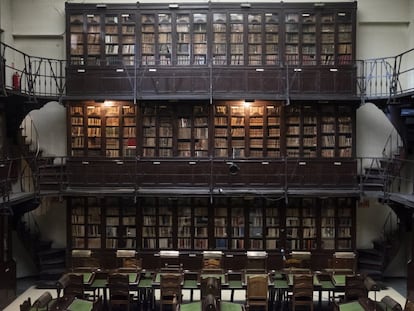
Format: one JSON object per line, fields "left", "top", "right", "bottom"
{"left": 1, "top": 40, "right": 414, "bottom": 102}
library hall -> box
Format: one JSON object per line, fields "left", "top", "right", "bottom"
{"left": 1, "top": 0, "right": 414, "bottom": 311}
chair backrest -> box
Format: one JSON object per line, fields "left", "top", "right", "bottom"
{"left": 19, "top": 298, "right": 31, "bottom": 311}
{"left": 33, "top": 291, "right": 53, "bottom": 310}
{"left": 64, "top": 274, "right": 85, "bottom": 298}
{"left": 344, "top": 275, "right": 368, "bottom": 302}
{"left": 247, "top": 274, "right": 268, "bottom": 299}
{"left": 160, "top": 273, "right": 182, "bottom": 303}
{"left": 108, "top": 273, "right": 130, "bottom": 298}
{"left": 201, "top": 277, "right": 221, "bottom": 300}
{"left": 293, "top": 274, "right": 314, "bottom": 299}
{"left": 333, "top": 252, "right": 356, "bottom": 274}
{"left": 202, "top": 294, "right": 219, "bottom": 311}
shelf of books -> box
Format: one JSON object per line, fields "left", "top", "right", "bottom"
{"left": 265, "top": 13, "right": 279, "bottom": 65}
{"left": 337, "top": 105, "right": 353, "bottom": 157}
{"left": 301, "top": 13, "right": 316, "bottom": 66}
{"left": 105, "top": 199, "right": 120, "bottom": 249}
{"left": 176, "top": 13, "right": 190, "bottom": 65}
{"left": 192, "top": 13, "right": 207, "bottom": 65}
{"left": 104, "top": 14, "right": 121, "bottom": 65}
{"left": 158, "top": 107, "right": 174, "bottom": 157}
{"left": 70, "top": 105, "right": 85, "bottom": 156}
{"left": 265, "top": 199, "right": 281, "bottom": 250}
{"left": 320, "top": 13, "right": 335, "bottom": 66}
{"left": 285, "top": 200, "right": 301, "bottom": 250}
{"left": 159, "top": 13, "right": 172, "bottom": 65}
{"left": 285, "top": 106, "right": 301, "bottom": 158}
{"left": 337, "top": 10, "right": 353, "bottom": 65}
{"left": 337, "top": 198, "right": 353, "bottom": 249}
{"left": 86, "top": 198, "right": 102, "bottom": 249}
{"left": 120, "top": 13, "right": 136, "bottom": 66}
{"left": 69, "top": 14, "right": 85, "bottom": 66}
{"left": 247, "top": 13, "right": 262, "bottom": 66}
{"left": 229, "top": 13, "right": 244, "bottom": 66}
{"left": 142, "top": 198, "right": 157, "bottom": 249}
{"left": 212, "top": 13, "right": 227, "bottom": 65}
{"left": 177, "top": 108, "right": 192, "bottom": 157}
{"left": 249, "top": 206, "right": 264, "bottom": 249}
{"left": 285, "top": 13, "right": 299, "bottom": 66}
{"left": 142, "top": 103, "right": 157, "bottom": 157}
{"left": 230, "top": 202, "right": 245, "bottom": 250}
{"left": 194, "top": 198, "right": 209, "bottom": 249}
{"left": 141, "top": 14, "right": 156, "bottom": 65}
{"left": 194, "top": 105, "right": 209, "bottom": 157}
{"left": 320, "top": 198, "right": 336, "bottom": 250}
{"left": 71, "top": 198, "right": 87, "bottom": 249}
{"left": 248, "top": 104, "right": 264, "bottom": 157}
{"left": 214, "top": 104, "right": 229, "bottom": 157}
{"left": 121, "top": 199, "right": 137, "bottom": 249}
{"left": 320, "top": 105, "right": 336, "bottom": 158}
{"left": 104, "top": 106, "right": 120, "bottom": 158}
{"left": 86, "top": 14, "right": 101, "bottom": 66}
{"left": 86, "top": 105, "right": 102, "bottom": 156}
{"left": 177, "top": 199, "right": 192, "bottom": 249}
{"left": 230, "top": 104, "right": 246, "bottom": 158}
{"left": 158, "top": 199, "right": 174, "bottom": 249}
{"left": 302, "top": 198, "right": 317, "bottom": 250}
{"left": 302, "top": 106, "right": 318, "bottom": 158}
{"left": 266, "top": 104, "right": 281, "bottom": 157}
{"left": 122, "top": 105, "right": 137, "bottom": 157}
{"left": 214, "top": 200, "right": 228, "bottom": 250}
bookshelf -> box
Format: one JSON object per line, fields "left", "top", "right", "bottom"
{"left": 285, "top": 12, "right": 299, "bottom": 66}
{"left": 321, "top": 198, "right": 336, "bottom": 250}
{"left": 212, "top": 13, "right": 227, "bottom": 65}
{"left": 248, "top": 104, "right": 264, "bottom": 157}
{"left": 69, "top": 102, "right": 137, "bottom": 157}
{"left": 247, "top": 13, "right": 262, "bottom": 66}
{"left": 229, "top": 13, "right": 244, "bottom": 65}
{"left": 266, "top": 104, "right": 281, "bottom": 157}
{"left": 301, "top": 13, "right": 316, "bottom": 66}
{"left": 214, "top": 199, "right": 228, "bottom": 250}
{"left": 321, "top": 105, "right": 336, "bottom": 158}
{"left": 194, "top": 198, "right": 209, "bottom": 249}
{"left": 338, "top": 105, "right": 353, "bottom": 157}
{"left": 192, "top": 13, "right": 208, "bottom": 65}
{"left": 68, "top": 196, "right": 356, "bottom": 252}
{"left": 230, "top": 201, "right": 245, "bottom": 250}
{"left": 285, "top": 106, "right": 301, "bottom": 158}
{"left": 141, "top": 14, "right": 156, "bottom": 65}
{"left": 265, "top": 13, "right": 279, "bottom": 65}
{"left": 265, "top": 199, "right": 281, "bottom": 250}
{"left": 337, "top": 11, "right": 353, "bottom": 65}
{"left": 249, "top": 205, "right": 264, "bottom": 249}
{"left": 69, "top": 14, "right": 85, "bottom": 66}
{"left": 176, "top": 13, "right": 190, "bottom": 65}
{"left": 86, "top": 14, "right": 101, "bottom": 66}
{"left": 320, "top": 13, "right": 335, "bottom": 66}
{"left": 158, "top": 13, "right": 172, "bottom": 65}
{"left": 302, "top": 106, "right": 318, "bottom": 158}
{"left": 177, "top": 199, "right": 192, "bottom": 249}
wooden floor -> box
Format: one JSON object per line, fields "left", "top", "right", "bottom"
{"left": 4, "top": 278, "right": 407, "bottom": 311}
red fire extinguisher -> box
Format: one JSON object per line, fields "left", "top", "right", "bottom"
{"left": 12, "top": 71, "right": 20, "bottom": 90}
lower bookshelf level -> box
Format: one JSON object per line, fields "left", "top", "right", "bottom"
{"left": 68, "top": 196, "right": 356, "bottom": 252}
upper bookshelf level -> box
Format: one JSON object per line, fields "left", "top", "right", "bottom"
{"left": 65, "top": 2, "right": 357, "bottom": 99}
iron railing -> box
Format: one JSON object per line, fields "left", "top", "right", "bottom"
{"left": 2, "top": 41, "right": 414, "bottom": 102}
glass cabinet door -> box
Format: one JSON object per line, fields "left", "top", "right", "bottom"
{"left": 69, "top": 14, "right": 85, "bottom": 65}
{"left": 212, "top": 13, "right": 227, "bottom": 65}
{"left": 193, "top": 13, "right": 208, "bottom": 65}
{"left": 141, "top": 14, "right": 156, "bottom": 65}
{"left": 158, "top": 13, "right": 172, "bottom": 65}
{"left": 229, "top": 13, "right": 244, "bottom": 65}
{"left": 247, "top": 13, "right": 262, "bottom": 65}
{"left": 176, "top": 13, "right": 190, "bottom": 65}
{"left": 86, "top": 14, "right": 102, "bottom": 65}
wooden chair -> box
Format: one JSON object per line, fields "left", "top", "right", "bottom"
{"left": 246, "top": 274, "right": 268, "bottom": 311}
{"left": 33, "top": 291, "right": 53, "bottom": 311}
{"left": 116, "top": 250, "right": 142, "bottom": 272}
{"left": 344, "top": 275, "right": 368, "bottom": 302}
{"left": 19, "top": 297, "right": 31, "bottom": 311}
{"left": 108, "top": 273, "right": 133, "bottom": 311}
{"left": 160, "top": 273, "right": 183, "bottom": 311}
{"left": 404, "top": 299, "right": 414, "bottom": 311}
{"left": 201, "top": 276, "right": 221, "bottom": 300}
{"left": 63, "top": 273, "right": 85, "bottom": 299}
{"left": 332, "top": 252, "right": 357, "bottom": 274}
{"left": 291, "top": 274, "right": 314, "bottom": 311}
{"left": 202, "top": 251, "right": 223, "bottom": 272}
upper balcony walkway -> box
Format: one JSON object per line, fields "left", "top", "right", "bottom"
{"left": 0, "top": 41, "right": 413, "bottom": 211}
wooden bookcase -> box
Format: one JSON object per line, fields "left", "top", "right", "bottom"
{"left": 68, "top": 100, "right": 355, "bottom": 159}
{"left": 68, "top": 101, "right": 136, "bottom": 157}
{"left": 65, "top": 2, "right": 356, "bottom": 97}
{"left": 68, "top": 196, "right": 356, "bottom": 252}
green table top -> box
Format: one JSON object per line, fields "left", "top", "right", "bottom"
{"left": 179, "top": 301, "right": 243, "bottom": 311}
{"left": 332, "top": 274, "right": 346, "bottom": 286}
{"left": 338, "top": 301, "right": 366, "bottom": 311}
{"left": 67, "top": 298, "right": 94, "bottom": 311}
{"left": 184, "top": 280, "right": 198, "bottom": 288}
